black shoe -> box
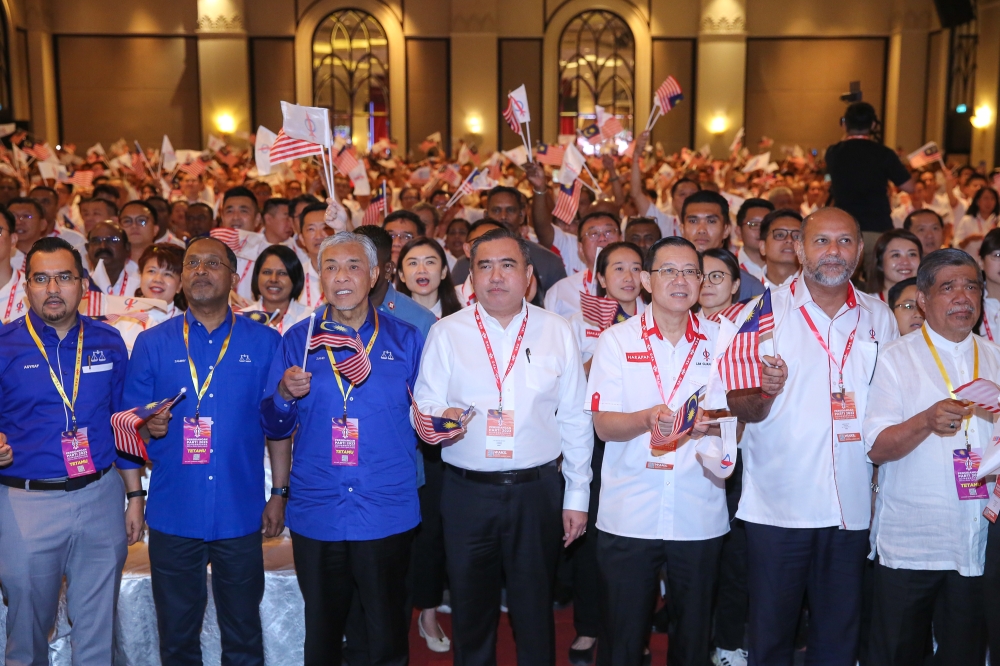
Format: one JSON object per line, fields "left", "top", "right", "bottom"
{"left": 568, "top": 640, "right": 596, "bottom": 666}
{"left": 553, "top": 583, "right": 573, "bottom": 610}
{"left": 650, "top": 604, "right": 670, "bottom": 634}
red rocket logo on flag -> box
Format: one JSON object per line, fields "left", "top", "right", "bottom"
{"left": 719, "top": 289, "right": 774, "bottom": 390}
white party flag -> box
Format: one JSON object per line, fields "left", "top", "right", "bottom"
{"left": 254, "top": 126, "right": 277, "bottom": 176}
{"left": 508, "top": 85, "right": 531, "bottom": 124}
{"left": 280, "top": 101, "right": 331, "bottom": 147}
{"left": 161, "top": 135, "right": 177, "bottom": 171}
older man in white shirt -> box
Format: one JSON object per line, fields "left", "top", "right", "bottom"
{"left": 727, "top": 208, "right": 898, "bottom": 666}
{"left": 543, "top": 212, "right": 622, "bottom": 319}
{"left": 414, "top": 227, "right": 592, "bottom": 666}
{"left": 865, "top": 249, "right": 995, "bottom": 665}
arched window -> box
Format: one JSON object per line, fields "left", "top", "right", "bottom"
{"left": 312, "top": 9, "right": 389, "bottom": 149}
{"left": 558, "top": 11, "right": 634, "bottom": 142}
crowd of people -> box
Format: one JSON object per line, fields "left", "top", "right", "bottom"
{"left": 2, "top": 100, "right": 1000, "bottom": 666}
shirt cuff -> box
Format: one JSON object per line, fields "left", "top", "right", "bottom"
{"left": 271, "top": 393, "right": 294, "bottom": 413}
{"left": 562, "top": 487, "right": 590, "bottom": 513}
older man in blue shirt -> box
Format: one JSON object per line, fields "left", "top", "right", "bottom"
{"left": 262, "top": 231, "right": 423, "bottom": 666}
{"left": 124, "top": 237, "right": 280, "bottom": 666}
{"left": 0, "top": 237, "right": 144, "bottom": 665}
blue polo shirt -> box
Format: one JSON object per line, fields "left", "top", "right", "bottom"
{"left": 380, "top": 283, "right": 437, "bottom": 339}
{"left": 0, "top": 311, "right": 137, "bottom": 479}
{"left": 124, "top": 309, "right": 280, "bottom": 541}
{"left": 260, "top": 303, "right": 423, "bottom": 542}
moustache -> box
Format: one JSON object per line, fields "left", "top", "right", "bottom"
{"left": 817, "top": 256, "right": 848, "bottom": 268}
{"left": 946, "top": 305, "right": 975, "bottom": 315}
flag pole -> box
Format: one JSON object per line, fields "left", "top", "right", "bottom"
{"left": 444, "top": 169, "right": 476, "bottom": 210}
{"left": 523, "top": 121, "right": 534, "bottom": 162}
{"left": 302, "top": 311, "right": 316, "bottom": 370}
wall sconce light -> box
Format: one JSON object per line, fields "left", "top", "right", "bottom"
{"left": 466, "top": 115, "right": 483, "bottom": 135}
{"left": 971, "top": 105, "right": 993, "bottom": 129}
{"left": 708, "top": 115, "right": 728, "bottom": 135}
{"left": 214, "top": 112, "right": 236, "bottom": 134}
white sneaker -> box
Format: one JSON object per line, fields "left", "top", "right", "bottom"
{"left": 712, "top": 648, "right": 748, "bottom": 666}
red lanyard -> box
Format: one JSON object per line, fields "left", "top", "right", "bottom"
{"left": 799, "top": 305, "right": 860, "bottom": 393}
{"left": 239, "top": 260, "right": 252, "bottom": 289}
{"left": 984, "top": 312, "right": 994, "bottom": 342}
{"left": 115, "top": 271, "right": 128, "bottom": 296}
{"left": 640, "top": 311, "right": 701, "bottom": 407}
{"left": 475, "top": 305, "right": 529, "bottom": 413}
{"left": 4, "top": 271, "right": 21, "bottom": 321}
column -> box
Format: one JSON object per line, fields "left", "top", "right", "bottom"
{"left": 695, "top": 0, "right": 746, "bottom": 156}
{"left": 196, "top": 0, "right": 251, "bottom": 147}
{"left": 971, "top": 0, "right": 999, "bottom": 170}
{"left": 24, "top": 1, "right": 58, "bottom": 142}
{"left": 882, "top": 0, "right": 932, "bottom": 151}
{"left": 450, "top": 0, "right": 499, "bottom": 153}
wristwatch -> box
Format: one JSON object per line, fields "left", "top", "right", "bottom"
{"left": 126, "top": 489, "right": 147, "bottom": 500}
{"left": 271, "top": 486, "right": 290, "bottom": 498}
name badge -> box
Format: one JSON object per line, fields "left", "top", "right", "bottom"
{"left": 953, "top": 448, "right": 988, "bottom": 500}
{"left": 332, "top": 417, "right": 359, "bottom": 466}
{"left": 485, "top": 409, "right": 514, "bottom": 459}
{"left": 182, "top": 417, "right": 212, "bottom": 464}
{"left": 984, "top": 481, "right": 1000, "bottom": 523}
{"left": 831, "top": 391, "right": 861, "bottom": 443}
{"left": 61, "top": 427, "right": 96, "bottom": 478}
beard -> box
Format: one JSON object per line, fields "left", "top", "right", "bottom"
{"left": 800, "top": 253, "right": 858, "bottom": 287}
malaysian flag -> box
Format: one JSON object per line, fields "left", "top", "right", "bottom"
{"left": 954, "top": 378, "right": 1000, "bottom": 414}
{"left": 535, "top": 144, "right": 565, "bottom": 166}
{"left": 21, "top": 141, "right": 51, "bottom": 161}
{"left": 705, "top": 302, "right": 745, "bottom": 324}
{"left": 440, "top": 165, "right": 462, "bottom": 188}
{"left": 269, "top": 129, "right": 323, "bottom": 164}
{"left": 581, "top": 124, "right": 602, "bottom": 145}
{"left": 111, "top": 388, "right": 187, "bottom": 464}
{"left": 654, "top": 76, "right": 684, "bottom": 113}
{"left": 650, "top": 386, "right": 705, "bottom": 450}
{"left": 179, "top": 160, "right": 207, "bottom": 177}
{"left": 409, "top": 388, "right": 472, "bottom": 444}
{"left": 308, "top": 320, "right": 372, "bottom": 385}
{"left": 209, "top": 227, "right": 250, "bottom": 253}
{"left": 503, "top": 97, "right": 521, "bottom": 135}
{"left": 719, "top": 289, "right": 774, "bottom": 390}
{"left": 580, "top": 292, "right": 621, "bottom": 330}
{"left": 552, "top": 180, "right": 582, "bottom": 224}
{"left": 601, "top": 116, "right": 624, "bottom": 140}
{"left": 333, "top": 145, "right": 361, "bottom": 175}
{"left": 361, "top": 183, "right": 387, "bottom": 226}
{"left": 62, "top": 170, "right": 94, "bottom": 189}
{"left": 908, "top": 142, "right": 942, "bottom": 169}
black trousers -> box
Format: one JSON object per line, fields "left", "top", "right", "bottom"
{"left": 291, "top": 528, "right": 414, "bottom": 666}
{"left": 412, "top": 445, "right": 447, "bottom": 609}
{"left": 148, "top": 529, "right": 265, "bottom": 666}
{"left": 867, "top": 563, "right": 985, "bottom": 666}
{"left": 441, "top": 465, "right": 564, "bottom": 666}
{"left": 713, "top": 454, "right": 747, "bottom": 652}
{"left": 744, "top": 523, "right": 869, "bottom": 666}
{"left": 571, "top": 434, "right": 605, "bottom": 638}
{"left": 597, "top": 530, "right": 723, "bottom": 666}
{"left": 980, "top": 518, "right": 1000, "bottom": 658}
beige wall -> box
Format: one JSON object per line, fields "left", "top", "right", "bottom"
{"left": 251, "top": 38, "right": 294, "bottom": 132}
{"left": 406, "top": 38, "right": 450, "bottom": 155}
{"left": 651, "top": 39, "right": 695, "bottom": 152}
{"left": 498, "top": 39, "right": 541, "bottom": 151}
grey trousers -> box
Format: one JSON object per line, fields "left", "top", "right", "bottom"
{"left": 0, "top": 471, "right": 128, "bottom": 666}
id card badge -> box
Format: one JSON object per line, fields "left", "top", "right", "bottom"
{"left": 953, "top": 448, "right": 989, "bottom": 500}
{"left": 332, "top": 417, "right": 359, "bottom": 466}
{"left": 831, "top": 391, "right": 862, "bottom": 443}
{"left": 182, "top": 417, "right": 212, "bottom": 464}
{"left": 984, "top": 481, "right": 1000, "bottom": 523}
{"left": 61, "top": 427, "right": 96, "bottom": 478}
{"left": 485, "top": 409, "right": 514, "bottom": 459}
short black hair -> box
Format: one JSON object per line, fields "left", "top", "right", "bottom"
{"left": 469, "top": 227, "right": 532, "bottom": 266}
{"left": 186, "top": 236, "right": 238, "bottom": 273}
{"left": 903, "top": 208, "right": 943, "bottom": 231}
{"left": 485, "top": 186, "right": 525, "bottom": 211}
{"left": 843, "top": 102, "right": 877, "bottom": 133}
{"left": 222, "top": 186, "right": 259, "bottom": 210}
{"left": 262, "top": 197, "right": 291, "bottom": 217}
{"left": 701, "top": 247, "right": 741, "bottom": 282}
{"left": 299, "top": 202, "right": 328, "bottom": 228}
{"left": 0, "top": 207, "right": 14, "bottom": 234}
{"left": 887, "top": 276, "right": 917, "bottom": 309}
{"left": 7, "top": 196, "right": 44, "bottom": 219}
{"left": 447, "top": 218, "right": 471, "bottom": 234}
{"left": 680, "top": 190, "right": 729, "bottom": 226}
{"left": 251, "top": 244, "right": 304, "bottom": 301}
{"left": 736, "top": 198, "right": 775, "bottom": 226}
{"left": 120, "top": 199, "right": 157, "bottom": 221}
{"left": 916, "top": 248, "right": 982, "bottom": 294}
{"left": 759, "top": 209, "right": 803, "bottom": 239}
{"left": 80, "top": 197, "right": 118, "bottom": 218}
{"left": 353, "top": 224, "right": 393, "bottom": 261}
{"left": 92, "top": 183, "right": 121, "bottom": 201}
{"left": 671, "top": 177, "right": 700, "bottom": 198}
{"left": 577, "top": 210, "right": 620, "bottom": 240}
{"left": 186, "top": 202, "right": 214, "bottom": 217}
{"left": 624, "top": 216, "right": 662, "bottom": 236}
{"left": 383, "top": 209, "right": 426, "bottom": 236}
{"left": 980, "top": 228, "right": 1000, "bottom": 259}
{"left": 25, "top": 237, "right": 84, "bottom": 278}
{"left": 468, "top": 218, "right": 504, "bottom": 237}
{"left": 643, "top": 236, "right": 701, "bottom": 273}
{"left": 29, "top": 186, "right": 57, "bottom": 200}
{"left": 968, "top": 187, "right": 1000, "bottom": 219}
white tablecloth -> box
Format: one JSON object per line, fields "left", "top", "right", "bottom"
{"left": 0, "top": 536, "right": 305, "bottom": 665}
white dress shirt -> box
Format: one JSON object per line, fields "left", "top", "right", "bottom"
{"left": 762, "top": 270, "right": 796, "bottom": 291}
{"left": 10, "top": 249, "right": 24, "bottom": 272}
{"left": 455, "top": 276, "right": 476, "bottom": 308}
{"left": 413, "top": 301, "right": 593, "bottom": 512}
{"left": 645, "top": 203, "right": 679, "bottom": 238}
{"left": 983, "top": 296, "right": 1000, "bottom": 343}
{"left": 89, "top": 259, "right": 140, "bottom": 297}
{"left": 240, "top": 298, "right": 311, "bottom": 335}
{"left": 551, "top": 226, "right": 587, "bottom": 275}
{"left": 297, "top": 260, "right": 325, "bottom": 309}
{"left": 737, "top": 276, "right": 899, "bottom": 530}
{"left": 586, "top": 311, "right": 730, "bottom": 540}
{"left": 864, "top": 326, "right": 1000, "bottom": 576}
{"left": 0, "top": 269, "right": 26, "bottom": 323}
{"left": 569, "top": 301, "right": 646, "bottom": 365}
{"left": 953, "top": 214, "right": 997, "bottom": 247}
{"left": 737, "top": 247, "right": 765, "bottom": 281}
{"left": 543, "top": 270, "right": 592, "bottom": 319}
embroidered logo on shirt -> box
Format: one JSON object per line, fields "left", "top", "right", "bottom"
{"left": 175, "top": 359, "right": 186, "bottom": 363}
{"left": 869, "top": 327, "right": 876, "bottom": 341}
{"left": 90, "top": 350, "right": 106, "bottom": 363}
{"left": 625, "top": 352, "right": 652, "bottom": 363}
{"left": 239, "top": 354, "right": 251, "bottom": 363}
{"left": 381, "top": 350, "right": 395, "bottom": 360}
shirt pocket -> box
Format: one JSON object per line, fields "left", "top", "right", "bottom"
{"left": 525, "top": 355, "right": 561, "bottom": 392}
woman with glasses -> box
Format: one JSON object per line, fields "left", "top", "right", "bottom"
{"left": 978, "top": 228, "right": 1000, "bottom": 342}
{"left": 865, "top": 228, "right": 923, "bottom": 302}
{"left": 698, "top": 248, "right": 743, "bottom": 323}
{"left": 239, "top": 245, "right": 309, "bottom": 334}
{"left": 395, "top": 237, "right": 462, "bottom": 320}
{"left": 886, "top": 277, "right": 923, "bottom": 336}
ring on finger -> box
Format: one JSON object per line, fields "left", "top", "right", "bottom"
{"left": 950, "top": 421, "right": 957, "bottom": 429}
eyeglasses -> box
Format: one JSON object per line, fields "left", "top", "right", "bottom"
{"left": 705, "top": 270, "right": 731, "bottom": 285}
{"left": 89, "top": 235, "right": 124, "bottom": 245}
{"left": 742, "top": 219, "right": 762, "bottom": 229}
{"left": 654, "top": 267, "right": 703, "bottom": 281}
{"left": 183, "top": 258, "right": 232, "bottom": 272}
{"left": 28, "top": 273, "right": 82, "bottom": 288}
{"left": 120, "top": 217, "right": 152, "bottom": 228}
{"left": 770, "top": 229, "right": 802, "bottom": 241}
{"left": 583, "top": 229, "right": 620, "bottom": 241}
{"left": 389, "top": 231, "right": 415, "bottom": 242}
{"left": 893, "top": 302, "right": 920, "bottom": 311}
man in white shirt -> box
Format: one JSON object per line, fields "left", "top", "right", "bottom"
{"left": 543, "top": 212, "right": 621, "bottom": 318}
{"left": 903, "top": 209, "right": 946, "bottom": 256}
{"left": 86, "top": 221, "right": 139, "bottom": 296}
{"left": 587, "top": 236, "right": 731, "bottom": 665}
{"left": 0, "top": 207, "right": 26, "bottom": 323}
{"left": 79, "top": 198, "right": 118, "bottom": 236}
{"left": 295, "top": 203, "right": 334, "bottom": 310}
{"left": 217, "top": 187, "right": 269, "bottom": 301}
{"left": 734, "top": 199, "right": 774, "bottom": 282}
{"left": 10, "top": 197, "right": 85, "bottom": 261}
{"left": 865, "top": 249, "right": 993, "bottom": 665}
{"left": 524, "top": 162, "right": 587, "bottom": 276}
{"left": 413, "top": 227, "right": 592, "bottom": 666}
{"left": 758, "top": 210, "right": 802, "bottom": 290}
{"left": 727, "top": 207, "right": 898, "bottom": 666}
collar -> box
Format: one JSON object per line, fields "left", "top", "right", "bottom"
{"left": 184, "top": 307, "right": 234, "bottom": 335}
{"left": 924, "top": 323, "right": 975, "bottom": 356}
{"left": 383, "top": 283, "right": 398, "bottom": 311}
{"left": 737, "top": 246, "right": 764, "bottom": 270}
{"left": 476, "top": 299, "right": 528, "bottom": 330}
{"left": 641, "top": 308, "right": 705, "bottom": 343}
{"left": 790, "top": 274, "right": 862, "bottom": 313}
{"left": 324, "top": 299, "right": 376, "bottom": 333}
{"left": 27, "top": 308, "right": 81, "bottom": 343}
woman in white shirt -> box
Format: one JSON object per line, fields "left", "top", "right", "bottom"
{"left": 396, "top": 237, "right": 462, "bottom": 319}
{"left": 865, "top": 228, "right": 923, "bottom": 303}
{"left": 698, "top": 248, "right": 743, "bottom": 323}
{"left": 240, "top": 245, "right": 310, "bottom": 335}
{"left": 954, "top": 186, "right": 999, "bottom": 248}
{"left": 978, "top": 229, "right": 1000, "bottom": 343}
{"left": 113, "top": 243, "right": 187, "bottom": 353}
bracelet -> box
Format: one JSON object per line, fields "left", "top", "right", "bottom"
{"left": 760, "top": 391, "right": 775, "bottom": 400}
{"left": 271, "top": 486, "right": 290, "bottom": 498}
{"left": 531, "top": 188, "right": 546, "bottom": 196}
{"left": 126, "top": 490, "right": 147, "bottom": 500}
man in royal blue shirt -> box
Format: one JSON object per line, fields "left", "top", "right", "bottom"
{"left": 261, "top": 231, "right": 423, "bottom": 666}
{"left": 0, "top": 237, "right": 144, "bottom": 665}
{"left": 124, "top": 237, "right": 281, "bottom": 666}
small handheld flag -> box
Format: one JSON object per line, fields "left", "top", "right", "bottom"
{"left": 650, "top": 386, "right": 705, "bottom": 450}
{"left": 645, "top": 76, "right": 684, "bottom": 131}
{"left": 308, "top": 320, "right": 372, "bottom": 385}
{"left": 719, "top": 289, "right": 774, "bottom": 391}
{"left": 579, "top": 292, "right": 621, "bottom": 330}
{"left": 409, "top": 388, "right": 474, "bottom": 444}
{"left": 111, "top": 388, "right": 187, "bottom": 464}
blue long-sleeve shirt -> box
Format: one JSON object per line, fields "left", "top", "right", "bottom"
{"left": 261, "top": 303, "right": 423, "bottom": 542}
{"left": 0, "top": 311, "right": 137, "bottom": 479}
{"left": 124, "top": 309, "right": 280, "bottom": 541}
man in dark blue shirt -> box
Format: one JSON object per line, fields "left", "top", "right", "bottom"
{"left": 261, "top": 231, "right": 423, "bottom": 666}
{"left": 124, "top": 237, "right": 281, "bottom": 666}
{"left": 0, "top": 237, "right": 144, "bottom": 665}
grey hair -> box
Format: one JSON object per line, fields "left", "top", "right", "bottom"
{"left": 916, "top": 248, "right": 983, "bottom": 293}
{"left": 318, "top": 231, "right": 379, "bottom": 269}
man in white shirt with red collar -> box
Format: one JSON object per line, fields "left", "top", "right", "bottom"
{"left": 0, "top": 208, "right": 25, "bottom": 323}
{"left": 413, "top": 227, "right": 592, "bottom": 666}
{"left": 727, "top": 207, "right": 898, "bottom": 666}
{"left": 865, "top": 248, "right": 995, "bottom": 665}
{"left": 587, "top": 236, "right": 732, "bottom": 666}
{"left": 543, "top": 212, "right": 621, "bottom": 319}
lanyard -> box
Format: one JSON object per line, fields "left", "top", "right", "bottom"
{"left": 475, "top": 305, "right": 529, "bottom": 413}
{"left": 984, "top": 312, "right": 994, "bottom": 343}
{"left": 26, "top": 314, "right": 84, "bottom": 431}
{"left": 182, "top": 311, "right": 236, "bottom": 419}
{"left": 922, "top": 325, "right": 979, "bottom": 449}
{"left": 117, "top": 271, "right": 128, "bottom": 296}
{"left": 799, "top": 305, "right": 860, "bottom": 393}
{"left": 640, "top": 311, "right": 700, "bottom": 408}
{"left": 4, "top": 271, "right": 20, "bottom": 321}
{"left": 324, "top": 306, "right": 380, "bottom": 420}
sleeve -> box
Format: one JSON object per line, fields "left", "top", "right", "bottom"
{"left": 585, "top": 331, "right": 625, "bottom": 414}
{"left": 885, "top": 148, "right": 912, "bottom": 187}
{"left": 556, "top": 322, "right": 593, "bottom": 512}
{"left": 259, "top": 332, "right": 300, "bottom": 439}
{"left": 863, "top": 347, "right": 904, "bottom": 455}
{"left": 412, "top": 323, "right": 452, "bottom": 422}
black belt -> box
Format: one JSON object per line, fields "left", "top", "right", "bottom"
{"left": 445, "top": 460, "right": 559, "bottom": 485}
{"left": 0, "top": 465, "right": 114, "bottom": 492}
